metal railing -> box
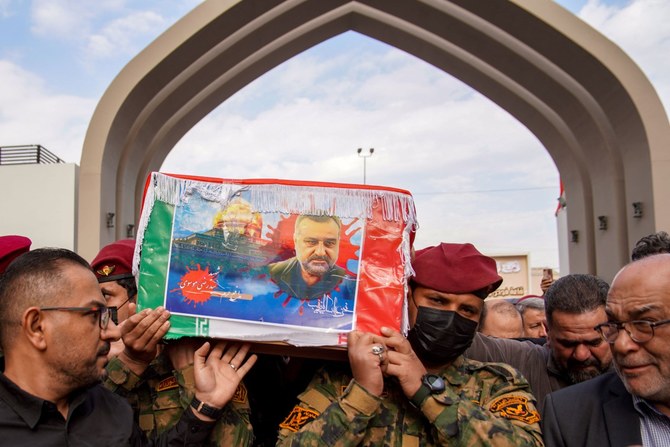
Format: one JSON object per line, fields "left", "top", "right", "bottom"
{"left": 0, "top": 145, "right": 64, "bottom": 165}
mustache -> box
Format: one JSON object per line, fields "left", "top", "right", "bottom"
{"left": 616, "top": 358, "right": 655, "bottom": 369}
{"left": 567, "top": 357, "right": 601, "bottom": 368}
{"left": 98, "top": 342, "right": 110, "bottom": 357}
{"left": 307, "top": 255, "right": 331, "bottom": 262}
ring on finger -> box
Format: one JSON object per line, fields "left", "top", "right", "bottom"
{"left": 371, "top": 345, "right": 385, "bottom": 355}
{"left": 229, "top": 363, "right": 237, "bottom": 371}
{"left": 377, "top": 353, "right": 384, "bottom": 363}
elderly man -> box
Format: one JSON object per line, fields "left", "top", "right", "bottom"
{"left": 276, "top": 243, "right": 543, "bottom": 446}
{"left": 542, "top": 254, "right": 670, "bottom": 446}
{"left": 479, "top": 300, "right": 524, "bottom": 338}
{"left": 0, "top": 248, "right": 255, "bottom": 444}
{"left": 466, "top": 273, "right": 612, "bottom": 410}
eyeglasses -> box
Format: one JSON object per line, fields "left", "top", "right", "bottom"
{"left": 40, "top": 306, "right": 118, "bottom": 329}
{"left": 594, "top": 319, "right": 670, "bottom": 344}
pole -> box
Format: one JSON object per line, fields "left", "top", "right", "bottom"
{"left": 356, "top": 148, "right": 374, "bottom": 185}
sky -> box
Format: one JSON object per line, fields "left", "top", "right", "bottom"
{"left": 0, "top": 0, "right": 668, "bottom": 269}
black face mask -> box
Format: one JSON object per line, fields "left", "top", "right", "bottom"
{"left": 407, "top": 306, "right": 478, "bottom": 365}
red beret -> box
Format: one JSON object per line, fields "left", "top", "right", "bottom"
{"left": 91, "top": 239, "right": 136, "bottom": 283}
{"left": 412, "top": 243, "right": 502, "bottom": 297}
{"left": 0, "top": 235, "right": 32, "bottom": 274}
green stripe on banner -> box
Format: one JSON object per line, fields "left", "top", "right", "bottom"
{"left": 137, "top": 200, "right": 209, "bottom": 339}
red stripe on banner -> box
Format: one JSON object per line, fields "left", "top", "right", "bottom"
{"left": 355, "top": 200, "right": 405, "bottom": 334}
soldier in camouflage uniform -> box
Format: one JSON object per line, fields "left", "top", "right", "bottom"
{"left": 277, "top": 243, "right": 544, "bottom": 446}
{"left": 105, "top": 338, "right": 254, "bottom": 446}
{"left": 93, "top": 240, "right": 255, "bottom": 445}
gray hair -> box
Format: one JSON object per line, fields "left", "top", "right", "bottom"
{"left": 516, "top": 297, "right": 545, "bottom": 315}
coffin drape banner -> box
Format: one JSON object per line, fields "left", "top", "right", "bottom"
{"left": 133, "top": 172, "right": 417, "bottom": 347}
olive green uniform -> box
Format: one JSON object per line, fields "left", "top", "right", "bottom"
{"left": 277, "top": 356, "right": 543, "bottom": 446}
{"left": 105, "top": 352, "right": 253, "bottom": 446}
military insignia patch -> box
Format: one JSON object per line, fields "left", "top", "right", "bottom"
{"left": 279, "top": 405, "right": 319, "bottom": 432}
{"left": 233, "top": 382, "right": 248, "bottom": 403}
{"left": 489, "top": 395, "right": 540, "bottom": 424}
{"left": 97, "top": 265, "right": 116, "bottom": 277}
{"left": 156, "top": 376, "right": 178, "bottom": 392}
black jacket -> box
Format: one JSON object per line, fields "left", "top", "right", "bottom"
{"left": 542, "top": 372, "right": 641, "bottom": 447}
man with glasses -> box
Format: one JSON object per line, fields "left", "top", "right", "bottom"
{"left": 0, "top": 247, "right": 256, "bottom": 445}
{"left": 542, "top": 253, "right": 670, "bottom": 446}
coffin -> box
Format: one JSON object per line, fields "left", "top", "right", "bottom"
{"left": 133, "top": 172, "right": 416, "bottom": 349}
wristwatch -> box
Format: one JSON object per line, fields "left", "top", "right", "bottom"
{"left": 190, "top": 396, "right": 224, "bottom": 419}
{"left": 410, "top": 374, "right": 446, "bottom": 408}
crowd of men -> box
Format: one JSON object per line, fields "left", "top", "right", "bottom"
{"left": 0, "top": 229, "right": 669, "bottom": 446}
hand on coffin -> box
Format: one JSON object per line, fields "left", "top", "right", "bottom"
{"left": 117, "top": 305, "right": 170, "bottom": 375}
{"left": 191, "top": 341, "right": 257, "bottom": 421}
{"left": 347, "top": 330, "right": 387, "bottom": 396}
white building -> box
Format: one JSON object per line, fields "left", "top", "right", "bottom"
{"left": 0, "top": 145, "right": 79, "bottom": 251}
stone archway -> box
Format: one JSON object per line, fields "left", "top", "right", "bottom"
{"left": 78, "top": 0, "right": 670, "bottom": 281}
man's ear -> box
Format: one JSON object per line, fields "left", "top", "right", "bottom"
{"left": 21, "top": 307, "right": 48, "bottom": 350}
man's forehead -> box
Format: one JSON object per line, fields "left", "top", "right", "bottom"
{"left": 608, "top": 274, "right": 670, "bottom": 311}
{"left": 611, "top": 254, "right": 670, "bottom": 290}
{"left": 550, "top": 309, "right": 605, "bottom": 330}
{"left": 99, "top": 280, "right": 125, "bottom": 292}
{"left": 551, "top": 321, "right": 602, "bottom": 344}
{"left": 67, "top": 264, "right": 106, "bottom": 302}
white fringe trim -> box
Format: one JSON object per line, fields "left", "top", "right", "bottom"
{"left": 133, "top": 172, "right": 419, "bottom": 280}
{"left": 152, "top": 172, "right": 417, "bottom": 221}
{"left": 132, "top": 176, "right": 156, "bottom": 277}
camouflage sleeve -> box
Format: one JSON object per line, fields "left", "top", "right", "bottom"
{"left": 103, "top": 355, "right": 144, "bottom": 394}
{"left": 174, "top": 365, "right": 254, "bottom": 447}
{"left": 418, "top": 364, "right": 544, "bottom": 447}
{"left": 276, "top": 369, "right": 382, "bottom": 447}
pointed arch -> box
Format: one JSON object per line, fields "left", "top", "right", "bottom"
{"left": 79, "top": 0, "right": 670, "bottom": 281}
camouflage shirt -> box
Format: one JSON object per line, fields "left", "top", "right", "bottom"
{"left": 277, "top": 356, "right": 544, "bottom": 447}
{"left": 104, "top": 351, "right": 253, "bottom": 446}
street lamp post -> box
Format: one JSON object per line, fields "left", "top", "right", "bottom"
{"left": 357, "top": 147, "right": 374, "bottom": 184}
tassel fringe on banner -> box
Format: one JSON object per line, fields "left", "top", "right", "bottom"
{"left": 133, "top": 172, "right": 419, "bottom": 276}
{"left": 153, "top": 172, "right": 418, "bottom": 222}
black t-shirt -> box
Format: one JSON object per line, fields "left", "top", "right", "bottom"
{"left": 0, "top": 372, "right": 214, "bottom": 446}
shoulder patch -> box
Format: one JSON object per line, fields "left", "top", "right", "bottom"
{"left": 156, "top": 376, "right": 178, "bottom": 392}
{"left": 233, "top": 382, "right": 248, "bottom": 403}
{"left": 481, "top": 363, "right": 516, "bottom": 381}
{"left": 279, "top": 405, "right": 319, "bottom": 432}
{"left": 488, "top": 395, "right": 540, "bottom": 424}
